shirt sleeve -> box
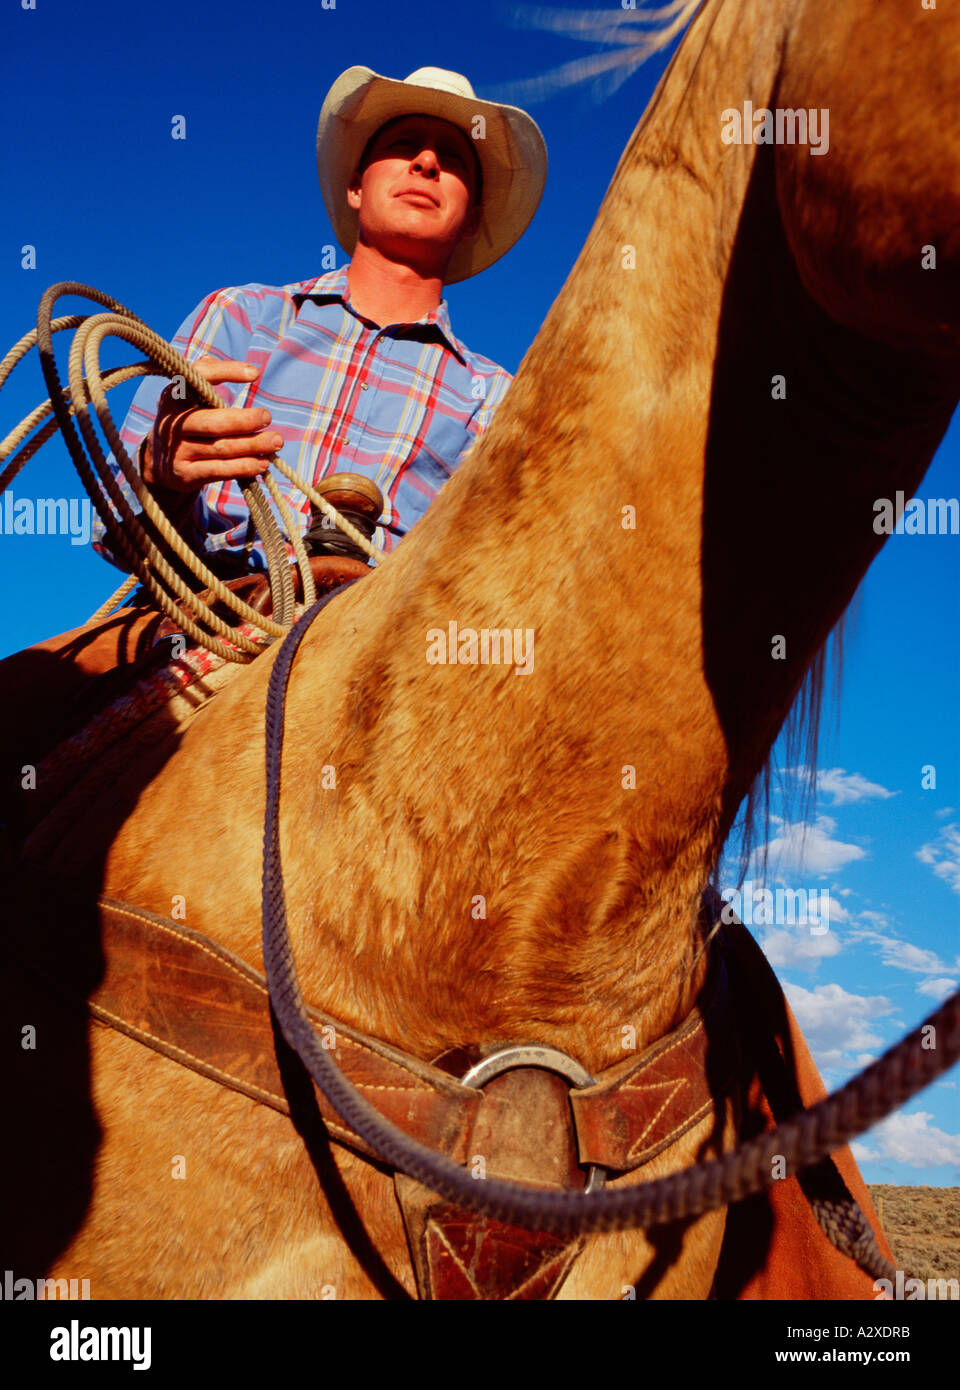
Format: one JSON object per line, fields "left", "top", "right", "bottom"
{"left": 470, "top": 364, "right": 513, "bottom": 439}
{"left": 91, "top": 286, "right": 258, "bottom": 571}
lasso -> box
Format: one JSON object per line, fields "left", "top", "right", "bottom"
{"left": 0, "top": 282, "right": 385, "bottom": 662}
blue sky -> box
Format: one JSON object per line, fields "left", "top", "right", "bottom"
{"left": 1, "top": 0, "right": 957, "bottom": 1186}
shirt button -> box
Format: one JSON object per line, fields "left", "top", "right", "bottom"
{"left": 361, "top": 383, "right": 368, "bottom": 390}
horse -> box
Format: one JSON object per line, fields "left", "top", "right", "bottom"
{"left": 3, "top": 0, "right": 959, "bottom": 1299}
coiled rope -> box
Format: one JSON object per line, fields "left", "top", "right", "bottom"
{"left": 0, "top": 283, "right": 386, "bottom": 661}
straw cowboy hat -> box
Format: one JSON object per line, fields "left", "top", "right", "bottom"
{"left": 316, "top": 66, "right": 548, "bottom": 285}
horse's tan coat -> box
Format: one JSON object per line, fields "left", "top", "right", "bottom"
{"left": 5, "top": 0, "right": 960, "bottom": 1297}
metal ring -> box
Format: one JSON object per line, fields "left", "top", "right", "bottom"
{"left": 460, "top": 1044, "right": 606, "bottom": 1193}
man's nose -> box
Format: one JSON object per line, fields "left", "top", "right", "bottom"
{"left": 411, "top": 148, "right": 440, "bottom": 178}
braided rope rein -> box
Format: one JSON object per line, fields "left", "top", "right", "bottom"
{"left": 262, "top": 590, "right": 959, "bottom": 1283}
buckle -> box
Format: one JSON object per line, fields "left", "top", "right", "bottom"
{"left": 460, "top": 1044, "right": 606, "bottom": 1193}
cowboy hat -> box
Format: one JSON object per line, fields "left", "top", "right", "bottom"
{"left": 316, "top": 66, "right": 547, "bottom": 285}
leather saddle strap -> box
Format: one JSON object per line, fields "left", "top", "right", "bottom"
{"left": 50, "top": 896, "right": 484, "bottom": 1166}
{"left": 392, "top": 967, "right": 735, "bottom": 1300}
{"left": 394, "top": 1064, "right": 591, "bottom": 1300}
{"left": 569, "top": 956, "right": 736, "bottom": 1172}
{"left": 12, "top": 880, "right": 734, "bottom": 1185}
{"left": 93, "top": 899, "right": 733, "bottom": 1179}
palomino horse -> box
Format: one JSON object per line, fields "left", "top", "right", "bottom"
{"left": 3, "top": 0, "right": 959, "bottom": 1298}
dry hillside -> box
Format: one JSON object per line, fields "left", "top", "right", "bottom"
{"left": 868, "top": 1185, "right": 960, "bottom": 1286}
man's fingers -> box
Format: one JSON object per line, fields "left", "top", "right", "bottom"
{"left": 189, "top": 357, "right": 260, "bottom": 384}
{"left": 149, "top": 354, "right": 279, "bottom": 492}
{"left": 161, "top": 407, "right": 278, "bottom": 437}
{"left": 172, "top": 457, "right": 272, "bottom": 487}
{"left": 157, "top": 358, "right": 262, "bottom": 419}
{"left": 180, "top": 433, "right": 284, "bottom": 460}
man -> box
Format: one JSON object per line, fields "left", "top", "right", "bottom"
{"left": 93, "top": 66, "right": 547, "bottom": 575}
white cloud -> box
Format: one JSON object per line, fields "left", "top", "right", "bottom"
{"left": 916, "top": 824, "right": 960, "bottom": 894}
{"left": 849, "top": 929, "right": 951, "bottom": 977}
{"left": 935, "top": 807, "right": 956, "bottom": 819}
{"left": 759, "top": 928, "right": 843, "bottom": 970}
{"left": 916, "top": 977, "right": 959, "bottom": 1000}
{"left": 782, "top": 981, "right": 894, "bottom": 1070}
{"left": 822, "top": 893, "right": 851, "bottom": 923}
{"left": 814, "top": 767, "right": 897, "bottom": 806}
{"left": 754, "top": 816, "right": 867, "bottom": 879}
{"left": 854, "top": 1111, "right": 960, "bottom": 1169}
{"left": 882, "top": 941, "right": 946, "bottom": 974}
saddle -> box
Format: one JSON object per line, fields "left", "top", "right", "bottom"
{"left": 0, "top": 554, "right": 370, "bottom": 846}
{"left": 1, "top": 469, "right": 382, "bottom": 836}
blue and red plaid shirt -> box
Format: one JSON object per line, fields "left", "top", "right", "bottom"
{"left": 93, "top": 263, "right": 512, "bottom": 572}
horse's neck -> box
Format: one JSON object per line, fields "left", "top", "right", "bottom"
{"left": 110, "top": 0, "right": 960, "bottom": 1071}
{"left": 276, "top": 0, "right": 958, "bottom": 1067}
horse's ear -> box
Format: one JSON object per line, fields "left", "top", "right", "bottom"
{"left": 775, "top": 1, "right": 960, "bottom": 352}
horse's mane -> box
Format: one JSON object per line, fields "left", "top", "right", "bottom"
{"left": 487, "top": 0, "right": 705, "bottom": 105}
{"left": 724, "top": 621, "right": 847, "bottom": 891}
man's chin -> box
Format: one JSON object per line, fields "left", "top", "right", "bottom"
{"left": 362, "top": 229, "right": 458, "bottom": 273}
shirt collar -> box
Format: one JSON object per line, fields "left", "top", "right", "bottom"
{"left": 293, "top": 263, "right": 468, "bottom": 365}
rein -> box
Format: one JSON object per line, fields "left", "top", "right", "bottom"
{"left": 262, "top": 589, "right": 960, "bottom": 1271}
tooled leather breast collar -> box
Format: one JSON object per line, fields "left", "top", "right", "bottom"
{"left": 13, "top": 890, "right": 737, "bottom": 1300}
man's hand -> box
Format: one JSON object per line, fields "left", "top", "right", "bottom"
{"left": 141, "top": 357, "right": 284, "bottom": 494}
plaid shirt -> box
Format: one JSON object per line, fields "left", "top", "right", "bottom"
{"left": 93, "top": 263, "right": 512, "bottom": 572}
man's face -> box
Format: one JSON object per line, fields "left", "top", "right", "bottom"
{"left": 347, "top": 114, "right": 483, "bottom": 275}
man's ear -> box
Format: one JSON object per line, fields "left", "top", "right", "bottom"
{"left": 346, "top": 170, "right": 363, "bottom": 212}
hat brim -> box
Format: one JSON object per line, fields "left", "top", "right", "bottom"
{"left": 316, "top": 66, "right": 547, "bottom": 285}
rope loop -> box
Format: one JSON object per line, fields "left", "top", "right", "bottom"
{"left": 1, "top": 283, "right": 386, "bottom": 659}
